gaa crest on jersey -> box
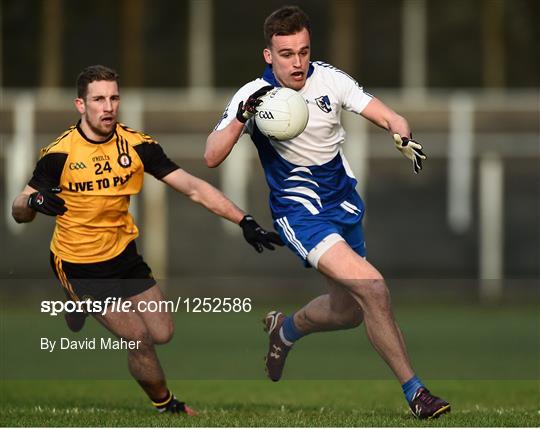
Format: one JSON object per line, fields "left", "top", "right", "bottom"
{"left": 315, "top": 95, "right": 332, "bottom": 113}
{"left": 118, "top": 153, "right": 132, "bottom": 168}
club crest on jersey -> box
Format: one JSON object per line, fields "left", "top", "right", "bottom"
{"left": 118, "top": 153, "right": 132, "bottom": 168}
{"left": 315, "top": 95, "right": 332, "bottom": 113}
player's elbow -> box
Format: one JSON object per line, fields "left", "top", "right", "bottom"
{"left": 204, "top": 133, "right": 226, "bottom": 168}
{"left": 203, "top": 145, "right": 223, "bottom": 168}
{"left": 204, "top": 151, "right": 220, "bottom": 168}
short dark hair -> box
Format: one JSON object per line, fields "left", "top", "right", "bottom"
{"left": 76, "top": 65, "right": 119, "bottom": 99}
{"left": 263, "top": 6, "right": 311, "bottom": 47}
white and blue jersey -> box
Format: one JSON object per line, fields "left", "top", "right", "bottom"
{"left": 216, "top": 61, "right": 373, "bottom": 267}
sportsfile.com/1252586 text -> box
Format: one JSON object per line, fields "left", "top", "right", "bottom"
{"left": 40, "top": 297, "right": 253, "bottom": 316}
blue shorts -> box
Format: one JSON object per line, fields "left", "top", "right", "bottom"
{"left": 273, "top": 192, "right": 366, "bottom": 268}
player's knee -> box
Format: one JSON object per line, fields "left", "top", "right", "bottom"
{"left": 367, "top": 279, "right": 389, "bottom": 299}
{"left": 355, "top": 279, "right": 390, "bottom": 303}
{"left": 346, "top": 308, "right": 364, "bottom": 328}
{"left": 332, "top": 307, "right": 363, "bottom": 329}
{"left": 127, "top": 328, "right": 154, "bottom": 349}
{"left": 152, "top": 322, "right": 174, "bottom": 345}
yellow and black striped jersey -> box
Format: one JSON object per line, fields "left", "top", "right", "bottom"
{"left": 29, "top": 121, "right": 179, "bottom": 263}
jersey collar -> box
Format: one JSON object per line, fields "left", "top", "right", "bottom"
{"left": 262, "top": 63, "right": 314, "bottom": 87}
{"left": 76, "top": 120, "right": 116, "bottom": 145}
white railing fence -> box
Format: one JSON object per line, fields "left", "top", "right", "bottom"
{"left": 2, "top": 88, "right": 539, "bottom": 300}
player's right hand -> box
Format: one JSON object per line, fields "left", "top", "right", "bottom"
{"left": 236, "top": 85, "right": 274, "bottom": 123}
{"left": 27, "top": 187, "right": 67, "bottom": 216}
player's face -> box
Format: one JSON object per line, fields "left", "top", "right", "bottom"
{"left": 264, "top": 28, "right": 311, "bottom": 90}
{"left": 75, "top": 80, "right": 120, "bottom": 140}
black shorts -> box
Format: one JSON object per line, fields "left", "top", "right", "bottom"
{"left": 50, "top": 240, "right": 156, "bottom": 302}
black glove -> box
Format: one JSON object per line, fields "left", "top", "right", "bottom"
{"left": 27, "top": 187, "right": 67, "bottom": 216}
{"left": 239, "top": 214, "right": 284, "bottom": 253}
{"left": 236, "top": 85, "right": 274, "bottom": 123}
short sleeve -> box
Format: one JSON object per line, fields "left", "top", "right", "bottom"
{"left": 134, "top": 142, "right": 180, "bottom": 180}
{"left": 335, "top": 70, "right": 373, "bottom": 114}
{"left": 213, "top": 79, "right": 271, "bottom": 131}
{"left": 28, "top": 153, "right": 67, "bottom": 189}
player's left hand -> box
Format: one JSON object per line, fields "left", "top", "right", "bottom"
{"left": 239, "top": 214, "right": 284, "bottom": 253}
{"left": 393, "top": 134, "right": 427, "bottom": 174}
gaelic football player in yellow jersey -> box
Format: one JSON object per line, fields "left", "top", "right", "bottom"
{"left": 12, "top": 65, "right": 283, "bottom": 415}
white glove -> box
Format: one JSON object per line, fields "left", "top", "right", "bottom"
{"left": 393, "top": 134, "right": 427, "bottom": 174}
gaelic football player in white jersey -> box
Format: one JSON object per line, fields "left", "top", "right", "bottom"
{"left": 205, "top": 5, "right": 450, "bottom": 420}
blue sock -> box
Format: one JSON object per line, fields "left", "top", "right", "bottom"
{"left": 281, "top": 314, "right": 305, "bottom": 343}
{"left": 402, "top": 375, "right": 424, "bottom": 403}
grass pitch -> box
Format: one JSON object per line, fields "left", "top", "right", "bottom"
{"left": 1, "top": 379, "right": 539, "bottom": 427}
{"left": 1, "top": 299, "right": 538, "bottom": 426}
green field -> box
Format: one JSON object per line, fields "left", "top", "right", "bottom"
{"left": 1, "top": 299, "right": 539, "bottom": 426}
{"left": 1, "top": 379, "right": 539, "bottom": 426}
{"left": 2, "top": 301, "right": 539, "bottom": 380}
